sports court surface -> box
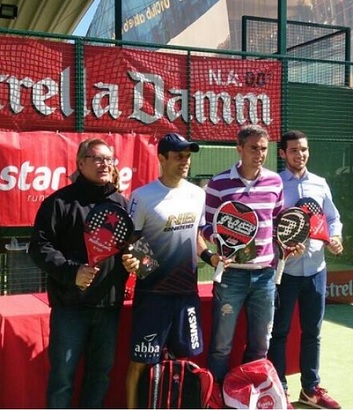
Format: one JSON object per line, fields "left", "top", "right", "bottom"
{"left": 287, "top": 303, "right": 353, "bottom": 409}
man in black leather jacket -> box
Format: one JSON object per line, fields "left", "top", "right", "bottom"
{"left": 29, "top": 138, "right": 131, "bottom": 408}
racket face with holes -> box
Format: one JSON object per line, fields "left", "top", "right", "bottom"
{"left": 84, "top": 202, "right": 134, "bottom": 266}
{"left": 274, "top": 207, "right": 310, "bottom": 284}
{"left": 213, "top": 201, "right": 259, "bottom": 260}
{"left": 295, "top": 197, "right": 330, "bottom": 243}
{"left": 275, "top": 207, "right": 310, "bottom": 252}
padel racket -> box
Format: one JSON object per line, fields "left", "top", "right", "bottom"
{"left": 212, "top": 201, "right": 259, "bottom": 282}
{"left": 295, "top": 197, "right": 330, "bottom": 244}
{"left": 274, "top": 207, "right": 310, "bottom": 284}
{"left": 84, "top": 202, "right": 134, "bottom": 267}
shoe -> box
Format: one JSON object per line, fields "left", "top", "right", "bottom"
{"left": 285, "top": 391, "right": 294, "bottom": 409}
{"left": 299, "top": 386, "right": 341, "bottom": 409}
{"left": 209, "top": 382, "right": 225, "bottom": 409}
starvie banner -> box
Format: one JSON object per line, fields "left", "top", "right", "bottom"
{"left": 0, "top": 132, "right": 159, "bottom": 227}
{"left": 0, "top": 36, "right": 281, "bottom": 142}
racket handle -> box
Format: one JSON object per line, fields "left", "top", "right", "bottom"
{"left": 151, "top": 363, "right": 161, "bottom": 409}
{"left": 274, "top": 259, "right": 285, "bottom": 285}
{"left": 213, "top": 261, "right": 224, "bottom": 283}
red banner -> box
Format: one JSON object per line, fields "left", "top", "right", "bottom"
{"left": 326, "top": 270, "right": 353, "bottom": 304}
{"left": 0, "top": 37, "right": 281, "bottom": 141}
{"left": 0, "top": 132, "right": 159, "bottom": 227}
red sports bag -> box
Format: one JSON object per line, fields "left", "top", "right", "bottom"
{"left": 222, "top": 359, "right": 286, "bottom": 409}
{"left": 138, "top": 359, "right": 214, "bottom": 409}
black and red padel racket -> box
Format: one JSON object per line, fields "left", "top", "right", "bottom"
{"left": 212, "top": 201, "right": 259, "bottom": 282}
{"left": 274, "top": 207, "right": 310, "bottom": 284}
{"left": 84, "top": 202, "right": 134, "bottom": 267}
{"left": 295, "top": 197, "right": 330, "bottom": 244}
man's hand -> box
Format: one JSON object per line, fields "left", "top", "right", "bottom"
{"left": 327, "top": 236, "right": 343, "bottom": 255}
{"left": 211, "top": 253, "right": 232, "bottom": 268}
{"left": 290, "top": 243, "right": 306, "bottom": 257}
{"left": 76, "top": 265, "right": 99, "bottom": 290}
{"left": 122, "top": 253, "right": 140, "bottom": 273}
{"left": 220, "top": 256, "right": 235, "bottom": 269}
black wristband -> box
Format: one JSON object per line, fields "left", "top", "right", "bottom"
{"left": 200, "top": 249, "right": 215, "bottom": 266}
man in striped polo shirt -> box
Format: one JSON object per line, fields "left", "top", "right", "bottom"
{"left": 202, "top": 124, "right": 285, "bottom": 408}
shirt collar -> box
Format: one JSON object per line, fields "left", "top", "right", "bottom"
{"left": 230, "top": 161, "right": 263, "bottom": 182}
{"left": 282, "top": 167, "right": 309, "bottom": 181}
{"left": 230, "top": 162, "right": 241, "bottom": 179}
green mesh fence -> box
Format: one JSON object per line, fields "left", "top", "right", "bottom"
{"left": 242, "top": 16, "right": 351, "bottom": 86}
{"left": 242, "top": 16, "right": 349, "bottom": 58}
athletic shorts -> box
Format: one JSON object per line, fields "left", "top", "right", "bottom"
{"left": 130, "top": 293, "right": 203, "bottom": 364}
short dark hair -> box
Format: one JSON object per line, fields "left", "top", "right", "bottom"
{"left": 237, "top": 125, "right": 269, "bottom": 146}
{"left": 280, "top": 130, "right": 308, "bottom": 150}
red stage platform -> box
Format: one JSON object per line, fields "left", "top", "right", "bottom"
{"left": 0, "top": 284, "right": 300, "bottom": 408}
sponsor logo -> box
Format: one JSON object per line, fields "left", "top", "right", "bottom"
{"left": 187, "top": 307, "right": 200, "bottom": 350}
{"left": 218, "top": 212, "right": 257, "bottom": 236}
{"left": 0, "top": 162, "right": 66, "bottom": 192}
{"left": 0, "top": 161, "right": 133, "bottom": 194}
{"left": 164, "top": 212, "right": 196, "bottom": 232}
{"left": 0, "top": 67, "right": 275, "bottom": 126}
{"left": 326, "top": 280, "right": 353, "bottom": 298}
{"left": 133, "top": 333, "right": 161, "bottom": 359}
{"left": 257, "top": 394, "right": 275, "bottom": 409}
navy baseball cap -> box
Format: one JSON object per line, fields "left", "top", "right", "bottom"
{"left": 157, "top": 133, "right": 199, "bottom": 155}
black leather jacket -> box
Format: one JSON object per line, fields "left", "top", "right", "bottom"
{"left": 29, "top": 174, "right": 129, "bottom": 308}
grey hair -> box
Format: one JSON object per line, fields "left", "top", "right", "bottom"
{"left": 237, "top": 125, "right": 269, "bottom": 146}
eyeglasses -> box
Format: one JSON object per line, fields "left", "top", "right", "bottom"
{"left": 85, "top": 155, "right": 114, "bottom": 165}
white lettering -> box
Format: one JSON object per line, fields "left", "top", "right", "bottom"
{"left": 92, "top": 82, "right": 121, "bottom": 119}
{"left": 0, "top": 163, "right": 133, "bottom": 192}
{"left": 0, "top": 165, "right": 17, "bottom": 190}
{"left": 194, "top": 91, "right": 273, "bottom": 125}
{"left": 0, "top": 68, "right": 275, "bottom": 126}
{"left": 129, "top": 71, "right": 164, "bottom": 124}
{"left": 208, "top": 69, "right": 242, "bottom": 86}
{"left": 187, "top": 307, "right": 200, "bottom": 350}
{"left": 60, "top": 66, "right": 74, "bottom": 117}
{"left": 134, "top": 341, "right": 161, "bottom": 358}
{"left": 119, "top": 166, "right": 133, "bottom": 191}
{"left": 27, "top": 194, "right": 45, "bottom": 203}
{"left": 0, "top": 162, "right": 66, "bottom": 192}
{"left": 7, "top": 76, "right": 33, "bottom": 113}
{"left": 326, "top": 280, "right": 353, "bottom": 298}
{"left": 235, "top": 93, "right": 272, "bottom": 125}
{"left": 32, "top": 78, "right": 58, "bottom": 115}
{"left": 167, "top": 89, "right": 188, "bottom": 122}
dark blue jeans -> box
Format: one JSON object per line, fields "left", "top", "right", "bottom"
{"left": 268, "top": 269, "right": 326, "bottom": 391}
{"left": 47, "top": 306, "right": 121, "bottom": 408}
{"left": 207, "top": 267, "right": 276, "bottom": 382}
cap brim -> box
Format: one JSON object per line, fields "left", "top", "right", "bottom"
{"left": 175, "top": 141, "right": 199, "bottom": 152}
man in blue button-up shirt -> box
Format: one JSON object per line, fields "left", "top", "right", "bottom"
{"left": 268, "top": 130, "right": 343, "bottom": 410}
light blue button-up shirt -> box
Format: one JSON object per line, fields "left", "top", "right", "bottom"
{"left": 280, "top": 168, "right": 343, "bottom": 277}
